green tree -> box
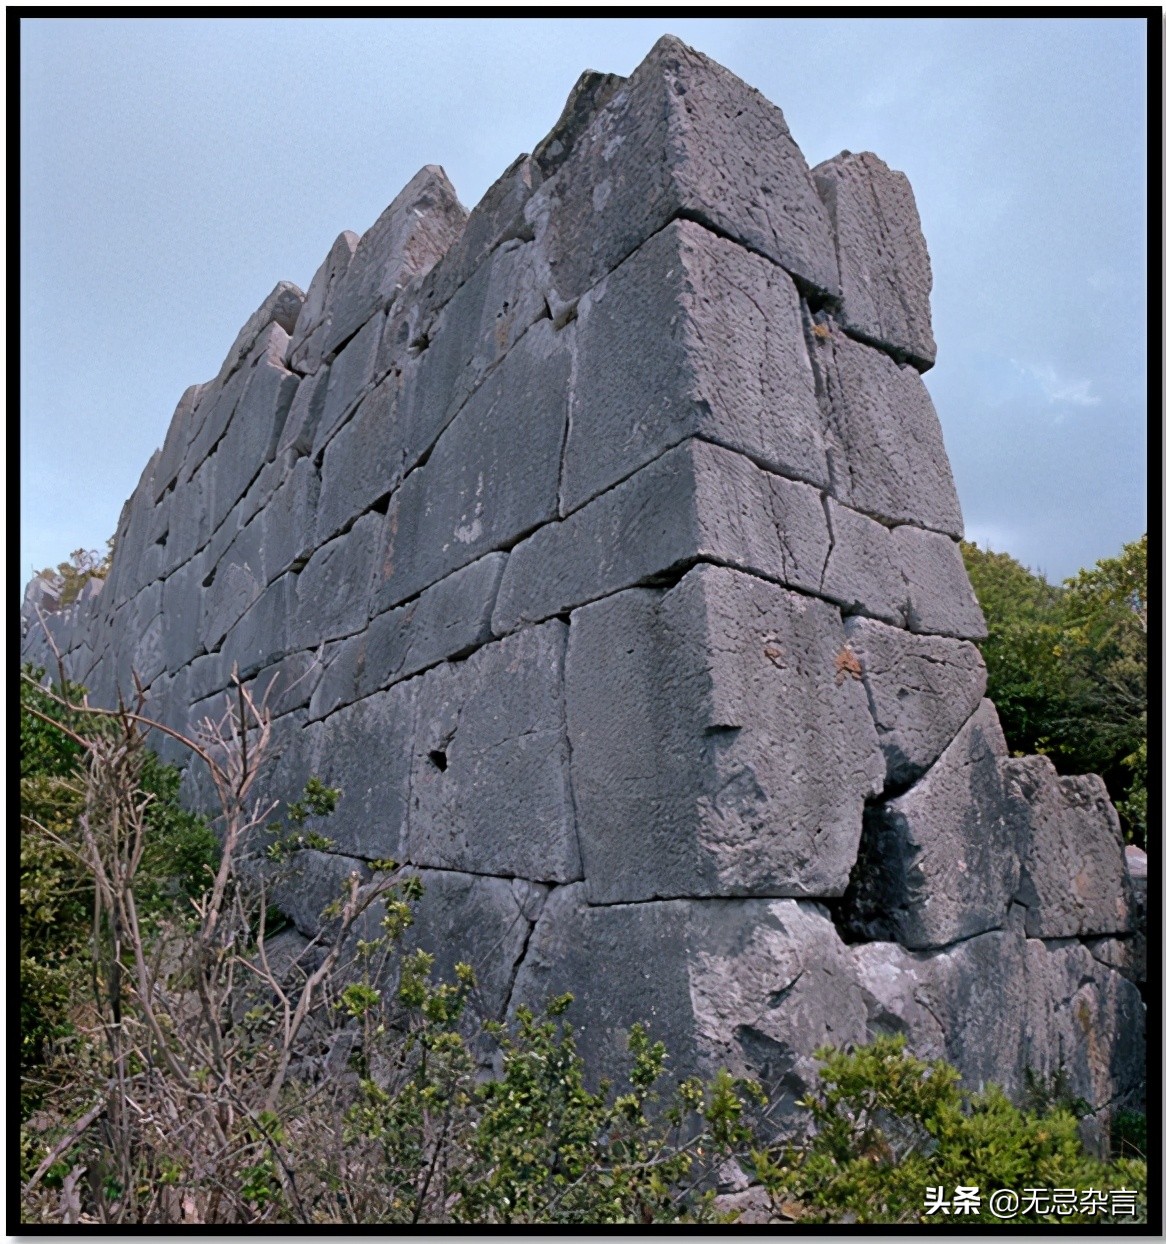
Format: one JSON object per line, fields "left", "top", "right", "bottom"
{"left": 961, "top": 536, "right": 1148, "bottom": 845}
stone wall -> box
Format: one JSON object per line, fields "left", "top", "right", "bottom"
{"left": 21, "top": 36, "right": 1143, "bottom": 1139}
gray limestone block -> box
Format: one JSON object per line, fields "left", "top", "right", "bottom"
{"left": 409, "top": 620, "right": 580, "bottom": 883}
{"left": 245, "top": 647, "right": 330, "bottom": 720}
{"left": 315, "top": 376, "right": 398, "bottom": 546}
{"left": 129, "top": 585, "right": 166, "bottom": 689}
{"left": 532, "top": 70, "right": 627, "bottom": 181}
{"left": 390, "top": 869, "right": 548, "bottom": 1021}
{"left": 361, "top": 553, "right": 506, "bottom": 699}
{"left": 893, "top": 523, "right": 987, "bottom": 640}
{"left": 264, "top": 456, "right": 323, "bottom": 584}
{"left": 276, "top": 363, "right": 331, "bottom": 459}
{"left": 820, "top": 500, "right": 908, "bottom": 626}
{"left": 413, "top": 153, "right": 540, "bottom": 322}
{"left": 185, "top": 650, "right": 230, "bottom": 707}
{"left": 201, "top": 512, "right": 269, "bottom": 654}
{"left": 305, "top": 682, "right": 416, "bottom": 861}
{"left": 852, "top": 923, "right": 1029, "bottom": 1097}
{"left": 269, "top": 849, "right": 373, "bottom": 941}
{"left": 810, "top": 325, "right": 962, "bottom": 538}
{"left": 841, "top": 699, "right": 1017, "bottom": 950}
{"left": 492, "top": 438, "right": 830, "bottom": 635}
{"left": 309, "top": 554, "right": 506, "bottom": 721}
{"left": 1084, "top": 934, "right": 1146, "bottom": 989}
{"left": 290, "top": 512, "right": 380, "bottom": 648}
{"left": 219, "top": 572, "right": 299, "bottom": 682}
{"left": 531, "top": 35, "right": 838, "bottom": 309}
{"left": 160, "top": 553, "right": 208, "bottom": 671}
{"left": 324, "top": 165, "right": 467, "bottom": 358}
{"left": 210, "top": 279, "right": 303, "bottom": 390}
{"left": 813, "top": 151, "right": 937, "bottom": 371}
{"left": 208, "top": 353, "right": 300, "bottom": 531}
{"left": 166, "top": 457, "right": 215, "bottom": 569}
{"left": 312, "top": 312, "right": 385, "bottom": 454}
{"left": 567, "top": 565, "right": 883, "bottom": 904}
{"left": 288, "top": 230, "right": 360, "bottom": 376}
{"left": 181, "top": 347, "right": 255, "bottom": 485}
{"left": 237, "top": 448, "right": 297, "bottom": 532}
{"left": 153, "top": 383, "right": 205, "bottom": 503}
{"left": 371, "top": 320, "right": 570, "bottom": 614}
{"left": 1005, "top": 755, "right": 1134, "bottom": 938}
{"left": 1023, "top": 937, "right": 1145, "bottom": 1118}
{"left": 509, "top": 888, "right": 868, "bottom": 1129}
{"left": 843, "top": 615, "right": 987, "bottom": 789}
{"left": 562, "top": 218, "right": 829, "bottom": 515}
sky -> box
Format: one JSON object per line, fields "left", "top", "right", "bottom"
{"left": 20, "top": 16, "right": 1150, "bottom": 592}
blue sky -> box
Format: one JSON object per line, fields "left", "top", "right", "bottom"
{"left": 20, "top": 16, "right": 1148, "bottom": 589}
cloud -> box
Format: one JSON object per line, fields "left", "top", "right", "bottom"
{"left": 1010, "top": 360, "right": 1101, "bottom": 408}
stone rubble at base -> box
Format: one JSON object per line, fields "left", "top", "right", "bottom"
{"left": 22, "top": 34, "right": 1143, "bottom": 1146}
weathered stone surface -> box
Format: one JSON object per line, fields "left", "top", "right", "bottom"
{"left": 509, "top": 888, "right": 868, "bottom": 1125}
{"left": 306, "top": 682, "right": 416, "bottom": 861}
{"left": 243, "top": 647, "right": 329, "bottom": 720}
{"left": 371, "top": 320, "right": 569, "bottom": 613}
{"left": 819, "top": 499, "right": 908, "bottom": 626}
{"left": 153, "top": 384, "right": 205, "bottom": 503}
{"left": 853, "top": 923, "right": 1029, "bottom": 1096}
{"left": 200, "top": 512, "right": 269, "bottom": 653}
{"left": 893, "top": 523, "right": 987, "bottom": 640}
{"left": 568, "top": 565, "right": 883, "bottom": 903}
{"left": 219, "top": 572, "right": 299, "bottom": 682}
{"left": 843, "top": 616, "right": 987, "bottom": 788}
{"left": 315, "top": 377, "right": 397, "bottom": 545}
{"left": 288, "top": 230, "right": 359, "bottom": 375}
{"left": 531, "top": 35, "right": 838, "bottom": 307}
{"left": 312, "top": 312, "right": 385, "bottom": 454}
{"left": 493, "top": 438, "right": 830, "bottom": 635}
{"left": 1005, "top": 755, "right": 1133, "bottom": 938}
{"left": 561, "top": 218, "right": 828, "bottom": 513}
{"left": 813, "top": 151, "right": 937, "bottom": 370}
{"left": 276, "top": 363, "right": 331, "bottom": 459}
{"left": 310, "top": 553, "right": 507, "bottom": 720}
{"left": 290, "top": 512, "right": 381, "bottom": 648}
{"left": 533, "top": 70, "right": 627, "bottom": 181}
{"left": 396, "top": 869, "right": 548, "bottom": 1021}
{"left": 212, "top": 280, "right": 303, "bottom": 390}
{"left": 325, "top": 166, "right": 467, "bottom": 357}
{"left": 842, "top": 700, "right": 1016, "bottom": 949}
{"left": 409, "top": 621, "right": 579, "bottom": 883}
{"left": 1022, "top": 937, "right": 1145, "bottom": 1119}
{"left": 810, "top": 325, "right": 962, "bottom": 537}
{"left": 263, "top": 456, "right": 323, "bottom": 584}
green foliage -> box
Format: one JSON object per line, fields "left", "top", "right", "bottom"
{"left": 759, "top": 1036, "right": 1146, "bottom": 1225}
{"left": 961, "top": 536, "right": 1148, "bottom": 844}
{"left": 31, "top": 542, "right": 114, "bottom": 609}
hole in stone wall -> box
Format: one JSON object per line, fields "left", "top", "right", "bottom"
{"left": 428, "top": 749, "right": 448, "bottom": 772}
{"left": 155, "top": 530, "right": 169, "bottom": 548}
{"left": 370, "top": 492, "right": 391, "bottom": 516}
{"left": 202, "top": 566, "right": 217, "bottom": 588}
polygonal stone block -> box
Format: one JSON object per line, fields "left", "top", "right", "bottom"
{"left": 409, "top": 621, "right": 579, "bottom": 884}
{"left": 561, "top": 218, "right": 829, "bottom": 514}
{"left": 813, "top": 150, "right": 937, "bottom": 371}
{"left": 567, "top": 565, "right": 883, "bottom": 903}
{"left": 810, "top": 325, "right": 962, "bottom": 538}
{"left": 324, "top": 165, "right": 467, "bottom": 357}
{"left": 893, "top": 523, "right": 987, "bottom": 640}
{"left": 371, "top": 320, "right": 569, "bottom": 613}
{"left": 843, "top": 615, "right": 987, "bottom": 788}
{"left": 288, "top": 229, "right": 359, "bottom": 376}
{"left": 492, "top": 438, "right": 830, "bottom": 635}
{"left": 1005, "top": 755, "right": 1134, "bottom": 938}
{"left": 509, "top": 887, "right": 868, "bottom": 1128}
{"left": 290, "top": 512, "right": 381, "bottom": 648}
{"left": 841, "top": 699, "right": 1016, "bottom": 949}
{"left": 531, "top": 35, "right": 839, "bottom": 307}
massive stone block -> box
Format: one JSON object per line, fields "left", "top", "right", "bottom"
{"left": 893, "top": 523, "right": 986, "bottom": 640}
{"left": 288, "top": 229, "right": 359, "bottom": 376}
{"left": 493, "top": 438, "right": 830, "bottom": 634}
{"left": 509, "top": 887, "right": 868, "bottom": 1126}
{"left": 812, "top": 151, "right": 937, "bottom": 371}
{"left": 810, "top": 324, "right": 962, "bottom": 538}
{"left": 561, "top": 218, "right": 829, "bottom": 513}
{"left": 843, "top": 616, "right": 987, "bottom": 788}
{"left": 530, "top": 35, "right": 839, "bottom": 307}
{"left": 371, "top": 320, "right": 570, "bottom": 613}
{"left": 842, "top": 700, "right": 1017, "bottom": 949}
{"left": 324, "top": 165, "right": 467, "bottom": 357}
{"left": 409, "top": 620, "right": 579, "bottom": 883}
{"left": 1005, "top": 755, "right": 1134, "bottom": 939}
{"left": 567, "top": 565, "right": 883, "bottom": 903}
